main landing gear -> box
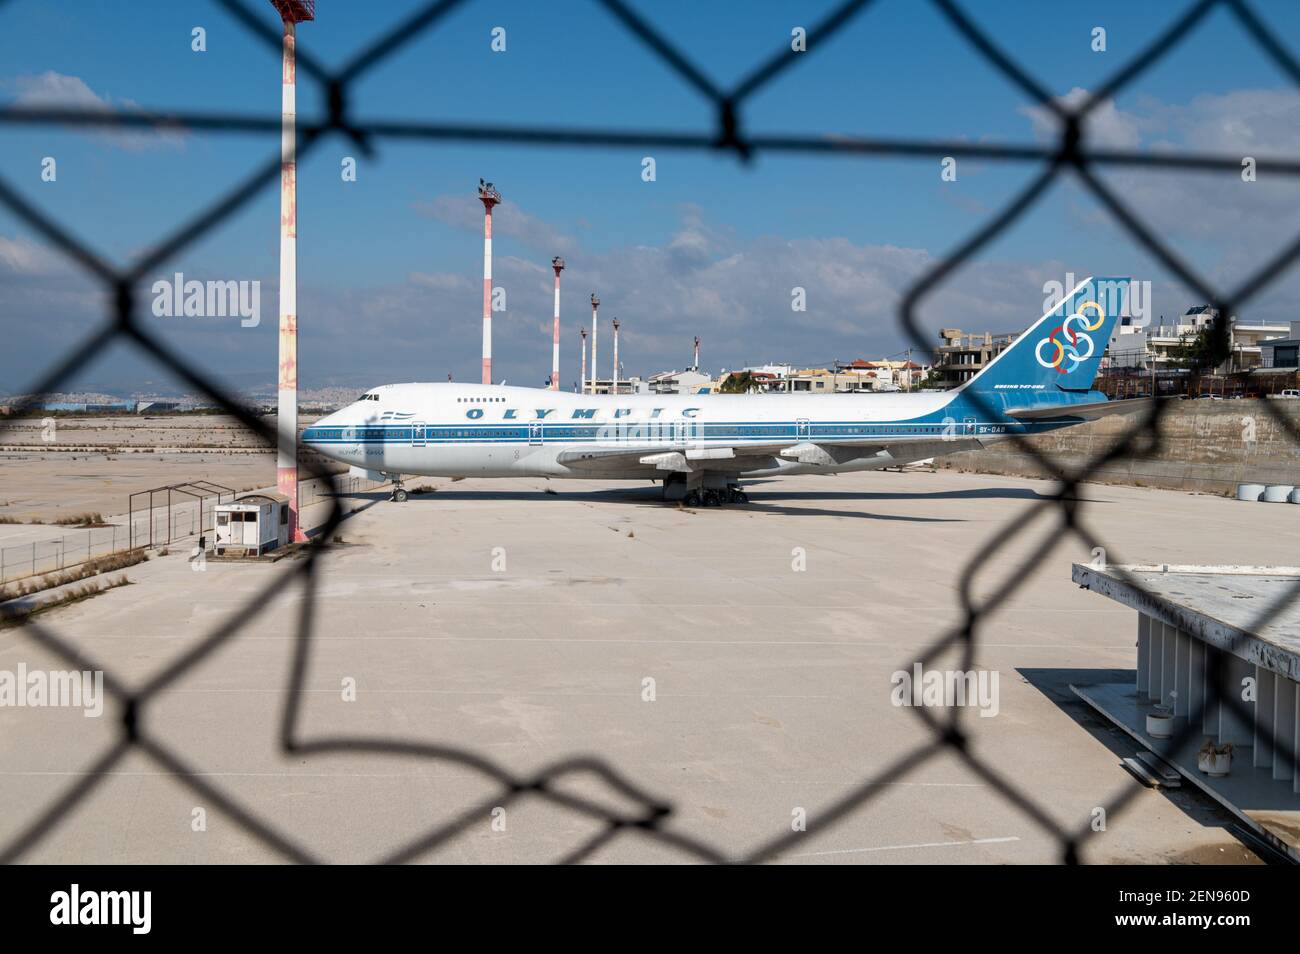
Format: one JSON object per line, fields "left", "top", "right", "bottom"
{"left": 676, "top": 480, "right": 749, "bottom": 508}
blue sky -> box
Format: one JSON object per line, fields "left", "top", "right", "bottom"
{"left": 2, "top": 0, "right": 1300, "bottom": 396}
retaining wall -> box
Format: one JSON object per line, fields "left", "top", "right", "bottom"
{"left": 938, "top": 399, "right": 1300, "bottom": 495}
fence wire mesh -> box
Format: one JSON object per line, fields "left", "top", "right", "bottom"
{"left": 1, "top": 0, "right": 1299, "bottom": 864}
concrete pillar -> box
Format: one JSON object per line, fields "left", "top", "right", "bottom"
{"left": 1201, "top": 645, "right": 1220, "bottom": 737}
{"left": 1160, "top": 622, "right": 1178, "bottom": 708}
{"left": 1186, "top": 639, "right": 1206, "bottom": 727}
{"left": 1294, "top": 684, "right": 1300, "bottom": 795}
{"left": 1254, "top": 667, "right": 1276, "bottom": 769}
{"left": 1137, "top": 614, "right": 1150, "bottom": 696}
{"left": 1146, "top": 620, "right": 1162, "bottom": 702}
{"left": 1273, "top": 676, "right": 1296, "bottom": 782}
{"left": 1217, "top": 654, "right": 1254, "bottom": 748}
{"left": 1174, "top": 629, "right": 1191, "bottom": 717}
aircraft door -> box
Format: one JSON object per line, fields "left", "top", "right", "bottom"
{"left": 411, "top": 422, "right": 426, "bottom": 447}
{"left": 528, "top": 422, "right": 543, "bottom": 445}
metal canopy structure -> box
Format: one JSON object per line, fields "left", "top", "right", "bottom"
{"left": 128, "top": 480, "right": 235, "bottom": 549}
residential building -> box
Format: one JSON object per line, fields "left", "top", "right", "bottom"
{"left": 930, "top": 328, "right": 1019, "bottom": 387}
{"left": 646, "top": 369, "right": 713, "bottom": 395}
{"left": 1261, "top": 321, "right": 1300, "bottom": 370}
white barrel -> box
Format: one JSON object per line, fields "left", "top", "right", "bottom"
{"left": 1236, "top": 483, "right": 1264, "bottom": 501}
{"left": 1263, "top": 484, "right": 1295, "bottom": 503}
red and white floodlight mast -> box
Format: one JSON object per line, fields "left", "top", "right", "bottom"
{"left": 589, "top": 294, "right": 600, "bottom": 394}
{"left": 270, "top": 0, "right": 313, "bottom": 543}
{"left": 479, "top": 179, "right": 501, "bottom": 385}
{"left": 579, "top": 327, "right": 588, "bottom": 394}
{"left": 550, "top": 257, "right": 564, "bottom": 390}
{"left": 611, "top": 317, "right": 620, "bottom": 396}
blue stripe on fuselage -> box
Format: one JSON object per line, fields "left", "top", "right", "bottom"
{"left": 302, "top": 418, "right": 1035, "bottom": 445}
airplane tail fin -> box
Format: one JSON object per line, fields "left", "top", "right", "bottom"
{"left": 960, "top": 276, "right": 1129, "bottom": 408}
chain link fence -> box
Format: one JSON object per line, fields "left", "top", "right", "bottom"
{"left": 0, "top": 475, "right": 386, "bottom": 584}
{"left": 0, "top": 526, "right": 131, "bottom": 586}
{"left": 1, "top": 0, "right": 1298, "bottom": 864}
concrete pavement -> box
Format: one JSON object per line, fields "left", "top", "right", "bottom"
{"left": 0, "top": 469, "right": 1283, "bottom": 863}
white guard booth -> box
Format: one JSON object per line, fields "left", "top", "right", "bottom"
{"left": 213, "top": 492, "right": 290, "bottom": 556}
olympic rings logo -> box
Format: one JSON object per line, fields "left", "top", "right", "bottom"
{"left": 1035, "top": 300, "right": 1106, "bottom": 374}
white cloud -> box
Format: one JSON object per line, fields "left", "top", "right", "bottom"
{"left": 409, "top": 271, "right": 473, "bottom": 292}
{"left": 296, "top": 207, "right": 1075, "bottom": 384}
{"left": 2, "top": 71, "right": 184, "bottom": 151}
{"left": 1140, "top": 88, "right": 1300, "bottom": 156}
{"left": 1020, "top": 85, "right": 1300, "bottom": 312}
{"left": 413, "top": 194, "right": 578, "bottom": 255}
{"left": 0, "top": 235, "right": 64, "bottom": 275}
{"left": 1020, "top": 86, "right": 1141, "bottom": 150}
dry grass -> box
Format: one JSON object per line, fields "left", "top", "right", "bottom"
{"left": 0, "top": 573, "right": 131, "bottom": 628}
{"left": 0, "top": 548, "right": 148, "bottom": 601}
{"left": 51, "top": 511, "right": 106, "bottom": 527}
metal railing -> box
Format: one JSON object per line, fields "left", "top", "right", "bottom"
{"left": 1, "top": 0, "right": 1298, "bottom": 865}
{"left": 0, "top": 525, "right": 130, "bottom": 586}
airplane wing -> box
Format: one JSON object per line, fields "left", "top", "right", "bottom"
{"left": 554, "top": 435, "right": 975, "bottom": 472}
{"left": 1005, "top": 396, "right": 1154, "bottom": 423}
{"left": 556, "top": 444, "right": 788, "bottom": 472}
{"left": 554, "top": 400, "right": 1154, "bottom": 474}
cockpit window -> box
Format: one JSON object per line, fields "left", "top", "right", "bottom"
{"left": 357, "top": 393, "right": 379, "bottom": 402}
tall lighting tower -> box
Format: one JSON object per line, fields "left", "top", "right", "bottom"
{"left": 270, "top": 0, "right": 313, "bottom": 543}
{"left": 611, "top": 317, "right": 621, "bottom": 396}
{"left": 579, "top": 327, "right": 588, "bottom": 394}
{"left": 550, "top": 257, "right": 564, "bottom": 390}
{"left": 589, "top": 294, "right": 600, "bottom": 395}
{"left": 478, "top": 179, "right": 502, "bottom": 384}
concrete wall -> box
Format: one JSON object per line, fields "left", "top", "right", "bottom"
{"left": 939, "top": 399, "right": 1300, "bottom": 495}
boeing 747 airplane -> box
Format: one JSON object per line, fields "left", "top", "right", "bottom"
{"left": 304, "top": 276, "right": 1146, "bottom": 506}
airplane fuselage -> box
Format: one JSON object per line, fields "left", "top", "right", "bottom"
{"left": 302, "top": 277, "right": 1136, "bottom": 501}
{"left": 304, "top": 382, "right": 1041, "bottom": 481}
